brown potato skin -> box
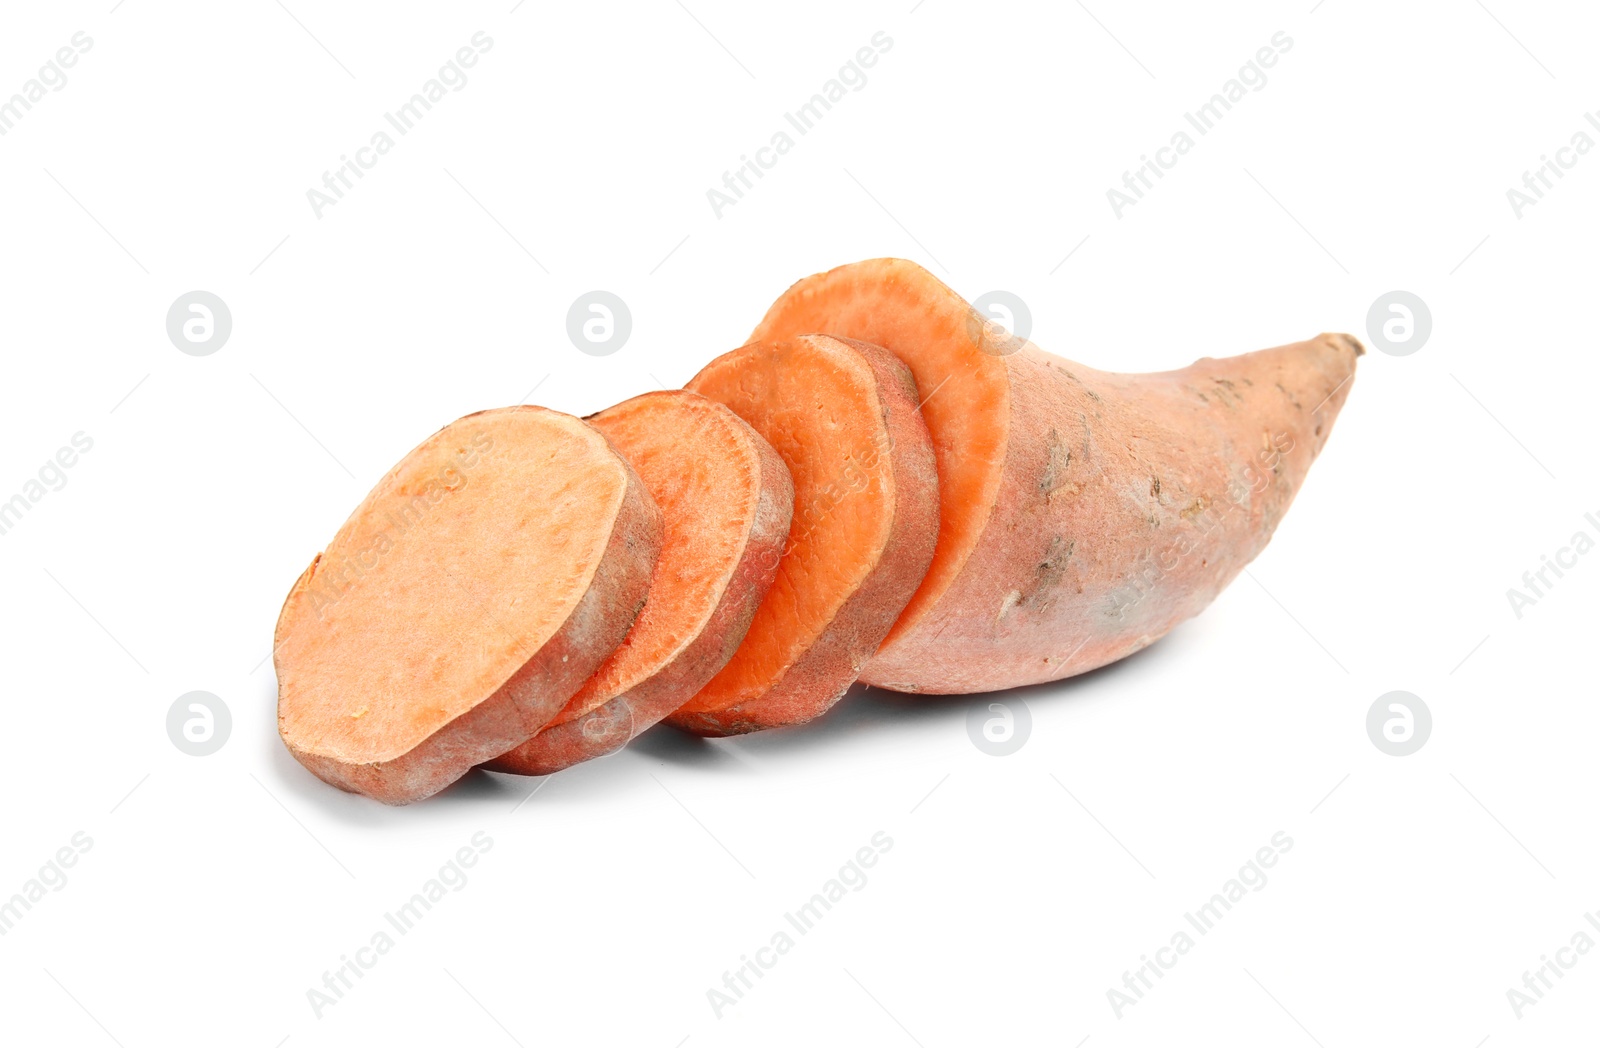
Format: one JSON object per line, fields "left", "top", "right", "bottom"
{"left": 861, "top": 334, "right": 1362, "bottom": 694}
{"left": 670, "top": 336, "right": 939, "bottom": 735}
{"left": 275, "top": 447, "right": 661, "bottom": 805}
{"left": 486, "top": 422, "right": 793, "bottom": 774}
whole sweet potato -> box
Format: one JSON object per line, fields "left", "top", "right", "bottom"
{"left": 751, "top": 258, "right": 1361, "bottom": 693}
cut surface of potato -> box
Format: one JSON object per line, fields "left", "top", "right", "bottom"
{"left": 274, "top": 406, "right": 660, "bottom": 803}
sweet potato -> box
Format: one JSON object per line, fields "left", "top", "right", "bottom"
{"left": 667, "top": 335, "right": 939, "bottom": 735}
{"left": 486, "top": 391, "right": 793, "bottom": 774}
{"left": 274, "top": 406, "right": 661, "bottom": 804}
{"left": 750, "top": 259, "right": 1361, "bottom": 693}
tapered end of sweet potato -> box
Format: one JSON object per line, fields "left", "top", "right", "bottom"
{"left": 863, "top": 329, "right": 1363, "bottom": 692}
{"left": 1324, "top": 332, "right": 1366, "bottom": 357}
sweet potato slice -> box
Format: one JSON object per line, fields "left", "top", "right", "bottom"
{"left": 751, "top": 258, "right": 1361, "bottom": 693}
{"left": 486, "top": 391, "right": 793, "bottom": 774}
{"left": 274, "top": 406, "right": 661, "bottom": 804}
{"left": 667, "top": 335, "right": 938, "bottom": 735}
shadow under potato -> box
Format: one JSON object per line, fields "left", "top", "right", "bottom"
{"left": 265, "top": 627, "right": 1178, "bottom": 810}
{"left": 634, "top": 629, "right": 1175, "bottom": 762}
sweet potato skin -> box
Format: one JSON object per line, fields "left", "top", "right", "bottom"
{"left": 275, "top": 410, "right": 661, "bottom": 804}
{"left": 860, "top": 334, "right": 1362, "bottom": 693}
{"left": 670, "top": 336, "right": 939, "bottom": 734}
{"left": 751, "top": 258, "right": 1360, "bottom": 694}
{"left": 486, "top": 409, "right": 793, "bottom": 774}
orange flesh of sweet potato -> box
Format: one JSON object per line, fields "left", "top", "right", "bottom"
{"left": 668, "top": 334, "right": 938, "bottom": 735}
{"left": 753, "top": 264, "right": 1005, "bottom": 653}
{"left": 485, "top": 391, "right": 792, "bottom": 774}
{"left": 751, "top": 259, "right": 1361, "bottom": 693}
{"left": 274, "top": 406, "right": 661, "bottom": 803}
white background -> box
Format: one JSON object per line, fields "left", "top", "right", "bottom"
{"left": 1, "top": 1, "right": 1595, "bottom": 1045}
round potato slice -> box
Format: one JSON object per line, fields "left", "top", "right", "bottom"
{"left": 487, "top": 391, "right": 792, "bottom": 774}
{"left": 274, "top": 406, "right": 660, "bottom": 804}
{"left": 668, "top": 334, "right": 939, "bottom": 735}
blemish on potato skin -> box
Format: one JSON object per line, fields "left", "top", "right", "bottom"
{"left": 997, "top": 589, "right": 1022, "bottom": 620}
{"left": 999, "top": 535, "right": 1075, "bottom": 618}
{"left": 1041, "top": 430, "right": 1074, "bottom": 498}
{"left": 1211, "top": 378, "right": 1242, "bottom": 408}
{"left": 1021, "top": 536, "right": 1074, "bottom": 611}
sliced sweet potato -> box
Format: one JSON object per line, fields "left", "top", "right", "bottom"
{"left": 751, "top": 258, "right": 1361, "bottom": 693}
{"left": 667, "top": 334, "right": 938, "bottom": 735}
{"left": 486, "top": 391, "right": 793, "bottom": 775}
{"left": 274, "top": 406, "right": 661, "bottom": 804}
